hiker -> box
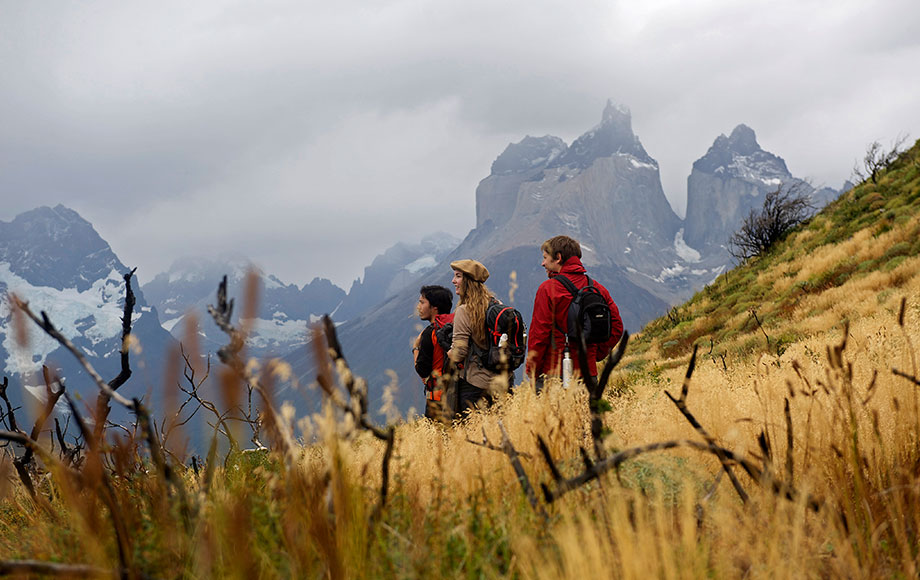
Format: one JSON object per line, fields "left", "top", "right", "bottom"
{"left": 412, "top": 285, "right": 454, "bottom": 420}
{"left": 526, "top": 235, "right": 624, "bottom": 391}
{"left": 447, "top": 259, "right": 500, "bottom": 415}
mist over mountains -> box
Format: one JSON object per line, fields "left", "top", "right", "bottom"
{"left": 1, "top": 100, "right": 847, "bottom": 421}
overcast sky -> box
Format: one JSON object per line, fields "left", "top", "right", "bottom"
{"left": 2, "top": 0, "right": 918, "bottom": 289}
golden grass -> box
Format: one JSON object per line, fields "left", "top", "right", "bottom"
{"left": 2, "top": 144, "right": 920, "bottom": 577}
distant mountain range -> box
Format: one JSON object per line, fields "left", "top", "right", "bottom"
{"left": 1, "top": 100, "right": 849, "bottom": 421}
{"left": 140, "top": 232, "right": 461, "bottom": 361}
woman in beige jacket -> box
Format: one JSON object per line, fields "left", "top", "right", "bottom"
{"left": 447, "top": 259, "right": 499, "bottom": 415}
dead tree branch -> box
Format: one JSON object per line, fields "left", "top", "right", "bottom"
{"left": 537, "top": 344, "right": 826, "bottom": 512}
{"left": 729, "top": 182, "right": 814, "bottom": 261}
{"left": 571, "top": 320, "right": 630, "bottom": 460}
{"left": 852, "top": 135, "right": 909, "bottom": 184}
{"left": 311, "top": 314, "right": 398, "bottom": 519}
{"left": 892, "top": 368, "right": 920, "bottom": 387}
{"left": 314, "top": 316, "right": 390, "bottom": 441}
{"left": 62, "top": 392, "right": 134, "bottom": 577}
{"left": 10, "top": 295, "right": 136, "bottom": 412}
{"left": 538, "top": 435, "right": 822, "bottom": 511}
{"left": 12, "top": 366, "right": 66, "bottom": 498}
{"left": 207, "top": 275, "right": 294, "bottom": 460}
{"left": 93, "top": 268, "right": 137, "bottom": 440}
{"left": 0, "top": 376, "right": 20, "bottom": 433}
{"left": 0, "top": 559, "right": 116, "bottom": 578}
{"left": 750, "top": 309, "right": 771, "bottom": 349}
{"left": 665, "top": 346, "right": 750, "bottom": 504}
{"left": 466, "top": 422, "right": 544, "bottom": 517}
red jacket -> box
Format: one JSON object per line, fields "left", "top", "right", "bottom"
{"left": 526, "top": 257, "right": 624, "bottom": 378}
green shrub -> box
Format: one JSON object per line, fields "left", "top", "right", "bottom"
{"left": 884, "top": 241, "right": 911, "bottom": 259}
{"left": 883, "top": 255, "right": 907, "bottom": 271}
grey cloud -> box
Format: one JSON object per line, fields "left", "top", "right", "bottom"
{"left": 2, "top": 0, "right": 919, "bottom": 287}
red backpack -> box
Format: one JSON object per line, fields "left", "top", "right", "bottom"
{"left": 426, "top": 313, "right": 455, "bottom": 399}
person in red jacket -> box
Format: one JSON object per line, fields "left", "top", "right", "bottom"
{"left": 412, "top": 285, "right": 454, "bottom": 420}
{"left": 526, "top": 235, "right": 624, "bottom": 391}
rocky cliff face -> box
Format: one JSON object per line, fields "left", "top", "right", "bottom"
{"left": 333, "top": 232, "right": 460, "bottom": 321}
{"left": 470, "top": 103, "right": 681, "bottom": 266}
{"left": 477, "top": 135, "right": 567, "bottom": 229}
{"left": 464, "top": 101, "right": 710, "bottom": 304}
{"left": 684, "top": 125, "right": 793, "bottom": 253}
{"left": 684, "top": 125, "right": 842, "bottom": 259}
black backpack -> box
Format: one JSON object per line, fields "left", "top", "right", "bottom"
{"left": 476, "top": 301, "right": 527, "bottom": 372}
{"left": 555, "top": 275, "right": 613, "bottom": 345}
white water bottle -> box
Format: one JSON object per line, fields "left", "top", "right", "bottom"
{"left": 562, "top": 346, "right": 572, "bottom": 388}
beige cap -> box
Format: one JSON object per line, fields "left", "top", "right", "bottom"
{"left": 450, "top": 259, "right": 490, "bottom": 283}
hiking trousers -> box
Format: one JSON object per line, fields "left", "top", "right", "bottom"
{"left": 456, "top": 379, "right": 493, "bottom": 417}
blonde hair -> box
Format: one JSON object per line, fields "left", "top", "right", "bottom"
{"left": 457, "top": 273, "right": 494, "bottom": 347}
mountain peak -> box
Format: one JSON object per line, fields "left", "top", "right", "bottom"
{"left": 491, "top": 135, "right": 567, "bottom": 175}
{"left": 1, "top": 205, "right": 123, "bottom": 291}
{"left": 693, "top": 124, "right": 788, "bottom": 179}
{"left": 550, "top": 100, "right": 653, "bottom": 169}
{"left": 10, "top": 205, "right": 95, "bottom": 240}
{"left": 601, "top": 100, "right": 631, "bottom": 125}
{"left": 727, "top": 124, "right": 759, "bottom": 155}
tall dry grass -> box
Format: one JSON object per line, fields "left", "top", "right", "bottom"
{"left": 1, "top": 274, "right": 919, "bottom": 577}
{"left": 2, "top": 143, "right": 919, "bottom": 577}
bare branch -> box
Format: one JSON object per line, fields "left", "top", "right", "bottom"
{"left": 370, "top": 426, "right": 396, "bottom": 522}
{"left": 467, "top": 422, "right": 544, "bottom": 516}
{"left": 207, "top": 276, "right": 296, "bottom": 460}
{"left": 10, "top": 295, "right": 135, "bottom": 411}
{"left": 315, "top": 316, "right": 390, "bottom": 441}
{"left": 539, "top": 435, "right": 822, "bottom": 511}
{"left": 108, "top": 268, "right": 136, "bottom": 392}
{"left": 0, "top": 376, "right": 19, "bottom": 433}
{"left": 892, "top": 368, "right": 920, "bottom": 387}
{"left": 853, "top": 135, "right": 909, "bottom": 184}
{"left": 665, "top": 346, "right": 750, "bottom": 504}
{"left": 729, "top": 182, "right": 814, "bottom": 261}
{"left": 0, "top": 559, "right": 114, "bottom": 578}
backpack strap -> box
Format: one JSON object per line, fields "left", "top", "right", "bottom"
{"left": 553, "top": 275, "right": 586, "bottom": 341}
{"left": 554, "top": 274, "right": 579, "bottom": 297}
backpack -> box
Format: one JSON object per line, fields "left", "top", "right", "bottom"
{"left": 433, "top": 320, "right": 454, "bottom": 375}
{"left": 429, "top": 314, "right": 455, "bottom": 382}
{"left": 555, "top": 275, "right": 613, "bottom": 345}
{"left": 475, "top": 301, "right": 527, "bottom": 373}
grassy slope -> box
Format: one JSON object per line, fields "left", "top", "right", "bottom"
{"left": 1, "top": 140, "right": 920, "bottom": 579}
{"left": 631, "top": 138, "right": 920, "bottom": 367}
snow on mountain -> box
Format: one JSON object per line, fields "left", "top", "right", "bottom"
{"left": 404, "top": 255, "right": 438, "bottom": 273}
{"left": 673, "top": 230, "right": 701, "bottom": 263}
{"left": 0, "top": 263, "right": 128, "bottom": 375}
{"left": 0, "top": 205, "right": 176, "bottom": 423}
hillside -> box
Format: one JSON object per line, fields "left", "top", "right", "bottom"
{"left": 627, "top": 137, "right": 920, "bottom": 369}
{"left": 1, "top": 139, "right": 919, "bottom": 578}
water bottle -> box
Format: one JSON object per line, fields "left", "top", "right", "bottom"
{"left": 562, "top": 346, "right": 572, "bottom": 388}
